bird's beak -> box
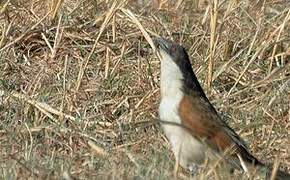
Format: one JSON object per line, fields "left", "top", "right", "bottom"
{"left": 153, "top": 37, "right": 172, "bottom": 55}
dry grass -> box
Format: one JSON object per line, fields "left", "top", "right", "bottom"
{"left": 0, "top": 0, "right": 289, "bottom": 179}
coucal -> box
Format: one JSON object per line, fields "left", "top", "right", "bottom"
{"left": 153, "top": 37, "right": 289, "bottom": 179}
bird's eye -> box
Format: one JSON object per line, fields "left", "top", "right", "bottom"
{"left": 170, "top": 45, "right": 176, "bottom": 52}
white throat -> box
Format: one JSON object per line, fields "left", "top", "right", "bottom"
{"left": 159, "top": 49, "right": 184, "bottom": 98}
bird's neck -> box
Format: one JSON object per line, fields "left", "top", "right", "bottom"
{"left": 160, "top": 59, "right": 184, "bottom": 99}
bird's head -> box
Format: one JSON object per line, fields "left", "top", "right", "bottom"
{"left": 153, "top": 37, "right": 207, "bottom": 99}
{"left": 153, "top": 37, "right": 189, "bottom": 68}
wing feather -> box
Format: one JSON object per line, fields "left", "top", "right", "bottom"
{"left": 178, "top": 94, "right": 261, "bottom": 167}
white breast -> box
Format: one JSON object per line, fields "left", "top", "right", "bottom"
{"left": 158, "top": 49, "right": 206, "bottom": 168}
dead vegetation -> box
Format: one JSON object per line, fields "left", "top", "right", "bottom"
{"left": 0, "top": 0, "right": 289, "bottom": 179}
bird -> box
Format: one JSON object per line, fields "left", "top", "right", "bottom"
{"left": 153, "top": 37, "right": 290, "bottom": 179}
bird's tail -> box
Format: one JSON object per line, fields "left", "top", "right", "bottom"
{"left": 237, "top": 150, "right": 289, "bottom": 180}
{"left": 256, "top": 163, "right": 290, "bottom": 180}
